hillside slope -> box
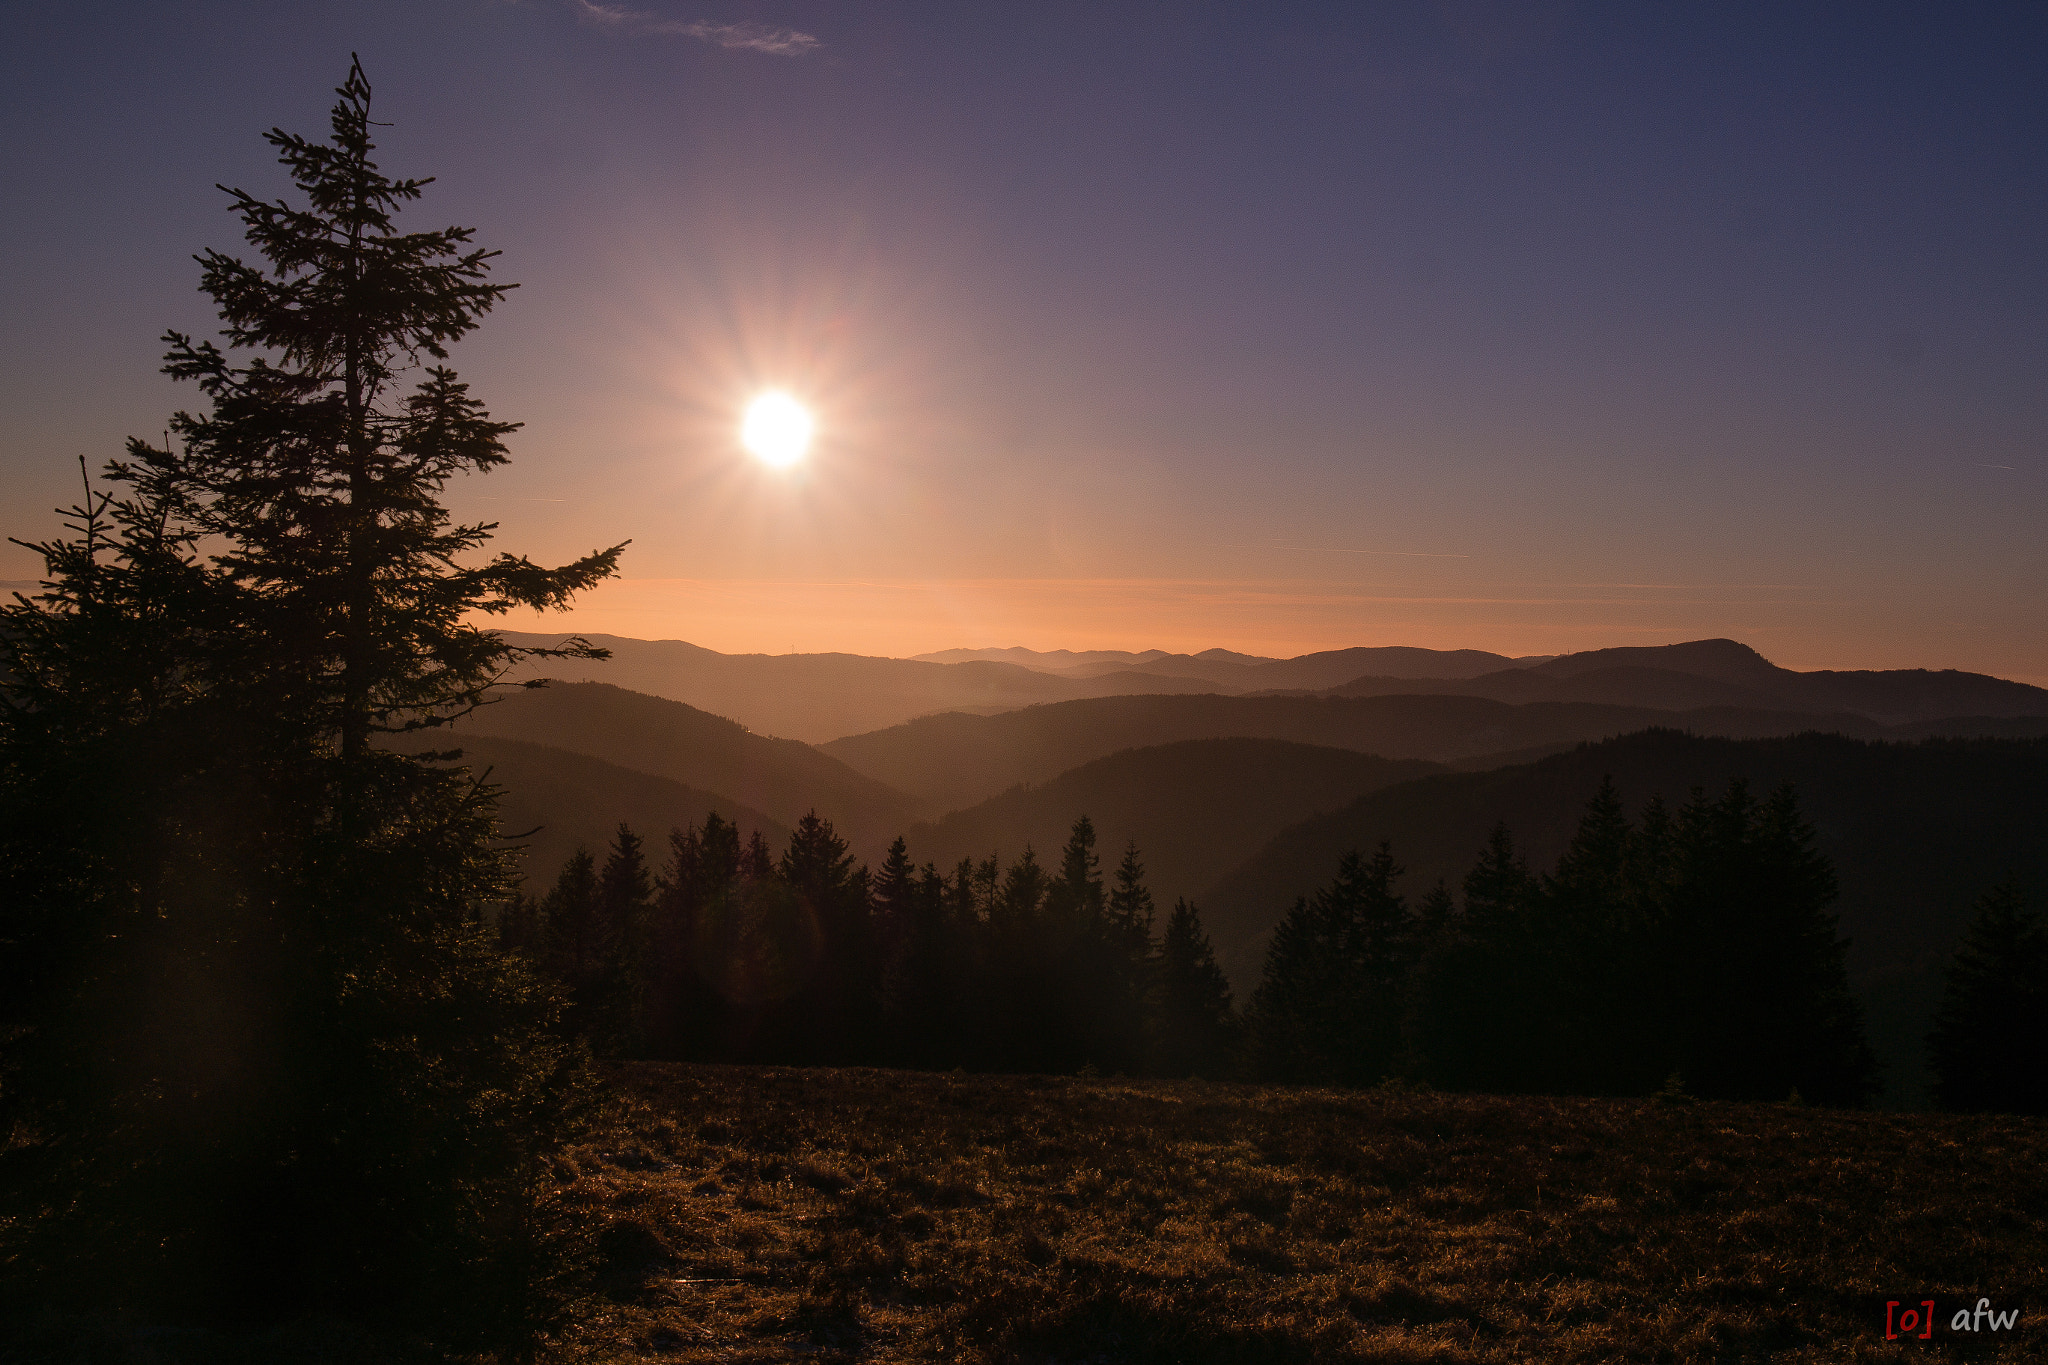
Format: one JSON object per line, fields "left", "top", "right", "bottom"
{"left": 454, "top": 682, "right": 922, "bottom": 852}
{"left": 904, "top": 739, "right": 1440, "bottom": 909}
{"left": 1325, "top": 640, "right": 2048, "bottom": 723}
{"left": 819, "top": 693, "right": 1889, "bottom": 813}
{"left": 492, "top": 632, "right": 1221, "bottom": 742}
{"left": 1199, "top": 729, "right": 2048, "bottom": 1105}
{"left": 415, "top": 734, "right": 789, "bottom": 889}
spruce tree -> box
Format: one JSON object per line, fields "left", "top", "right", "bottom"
{"left": 1151, "top": 899, "right": 1236, "bottom": 1078}
{"left": 0, "top": 60, "right": 619, "bottom": 1351}
{"left": 1248, "top": 845, "right": 1412, "bottom": 1086}
{"left": 987, "top": 847, "right": 1050, "bottom": 1070}
{"left": 1663, "top": 782, "right": 1877, "bottom": 1104}
{"left": 542, "top": 848, "right": 606, "bottom": 994}
{"left": 1416, "top": 824, "right": 1541, "bottom": 1092}
{"left": 595, "top": 823, "right": 654, "bottom": 1052}
{"left": 1928, "top": 881, "right": 2047, "bottom": 1113}
{"left": 1046, "top": 816, "right": 1110, "bottom": 1070}
{"left": 1100, "top": 841, "right": 1159, "bottom": 1073}
{"left": 778, "top": 811, "right": 871, "bottom": 1060}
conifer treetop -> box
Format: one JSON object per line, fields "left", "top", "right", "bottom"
{"left": 100, "top": 56, "right": 625, "bottom": 751}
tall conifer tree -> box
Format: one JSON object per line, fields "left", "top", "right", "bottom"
{"left": 1928, "top": 881, "right": 2048, "bottom": 1114}
{"left": 1151, "top": 899, "right": 1236, "bottom": 1078}
{"left": 0, "top": 60, "right": 619, "bottom": 1350}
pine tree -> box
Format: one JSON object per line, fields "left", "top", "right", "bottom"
{"left": 987, "top": 847, "right": 1050, "bottom": 1070}
{"left": 1045, "top": 816, "right": 1110, "bottom": 1071}
{"left": 1248, "top": 845, "right": 1413, "bottom": 1086}
{"left": 594, "top": 823, "right": 654, "bottom": 1052}
{"left": 1416, "top": 824, "right": 1541, "bottom": 1092}
{"left": 1663, "top": 781, "right": 1878, "bottom": 1104}
{"left": 1151, "top": 899, "right": 1236, "bottom": 1078}
{"left": 1928, "top": 881, "right": 2048, "bottom": 1114}
{"left": 0, "top": 60, "right": 617, "bottom": 1351}
{"left": 870, "top": 835, "right": 920, "bottom": 1055}
{"left": 778, "top": 812, "right": 871, "bottom": 1061}
{"left": 1099, "top": 841, "right": 1159, "bottom": 1073}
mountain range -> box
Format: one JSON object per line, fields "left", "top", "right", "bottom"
{"left": 906, "top": 739, "right": 1439, "bottom": 906}
{"left": 450, "top": 633, "right": 2047, "bottom": 1104}
{"left": 497, "top": 632, "right": 2048, "bottom": 745}
{"left": 454, "top": 681, "right": 920, "bottom": 852}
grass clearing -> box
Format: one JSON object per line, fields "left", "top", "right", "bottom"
{"left": 554, "top": 1064, "right": 2044, "bottom": 1362}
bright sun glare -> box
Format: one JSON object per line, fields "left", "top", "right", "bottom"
{"left": 741, "top": 391, "right": 814, "bottom": 468}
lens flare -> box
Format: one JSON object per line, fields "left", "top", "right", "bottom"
{"left": 741, "top": 390, "right": 813, "bottom": 467}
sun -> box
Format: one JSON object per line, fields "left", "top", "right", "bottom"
{"left": 741, "top": 391, "right": 814, "bottom": 468}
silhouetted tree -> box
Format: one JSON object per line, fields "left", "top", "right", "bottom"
{"left": 878, "top": 839, "right": 962, "bottom": 1067}
{"left": 1531, "top": 777, "right": 1647, "bottom": 1092}
{"left": 1661, "top": 781, "right": 1878, "bottom": 1104}
{"left": 0, "top": 59, "right": 620, "bottom": 1353}
{"left": 1416, "top": 824, "right": 1542, "bottom": 1092}
{"left": 1248, "top": 844, "right": 1412, "bottom": 1086}
{"left": 542, "top": 848, "right": 606, "bottom": 1000}
{"left": 1417, "top": 826, "right": 1540, "bottom": 1096}
{"left": 498, "top": 890, "right": 544, "bottom": 959}
{"left": 778, "top": 811, "right": 871, "bottom": 1061}
{"left": 1044, "top": 817, "right": 1109, "bottom": 1070}
{"left": 1151, "top": 899, "right": 1236, "bottom": 1077}
{"left": 1927, "top": 881, "right": 2047, "bottom": 1114}
{"left": 595, "top": 823, "right": 654, "bottom": 1051}
{"left": 1096, "top": 841, "right": 1159, "bottom": 1074}
{"left": 982, "top": 847, "right": 1050, "bottom": 1069}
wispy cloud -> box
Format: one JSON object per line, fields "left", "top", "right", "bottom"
{"left": 571, "top": 0, "right": 820, "bottom": 55}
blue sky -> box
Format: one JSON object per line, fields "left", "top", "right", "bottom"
{"left": 4, "top": 2, "right": 2044, "bottom": 675}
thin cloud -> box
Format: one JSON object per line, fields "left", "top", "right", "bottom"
{"left": 1223, "top": 541, "right": 1470, "bottom": 559}
{"left": 571, "top": 0, "right": 820, "bottom": 55}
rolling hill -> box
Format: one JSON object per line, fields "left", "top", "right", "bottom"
{"left": 903, "top": 739, "right": 1440, "bottom": 909}
{"left": 1195, "top": 729, "right": 2048, "bottom": 1106}
{"left": 818, "top": 692, "right": 1893, "bottom": 813}
{"left": 1324, "top": 640, "right": 2048, "bottom": 723}
{"left": 422, "top": 733, "right": 790, "bottom": 889}
{"left": 491, "top": 632, "right": 1223, "bottom": 743}
{"left": 493, "top": 633, "right": 2048, "bottom": 745}
{"left": 453, "top": 682, "right": 924, "bottom": 851}
{"left": 917, "top": 644, "right": 1553, "bottom": 688}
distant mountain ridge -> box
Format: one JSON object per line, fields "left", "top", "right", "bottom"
{"left": 1321, "top": 640, "right": 2048, "bottom": 724}
{"left": 818, "top": 692, "right": 1913, "bottom": 813}
{"left": 452, "top": 681, "right": 925, "bottom": 850}
{"left": 906, "top": 739, "right": 1440, "bottom": 910}
{"left": 495, "top": 631, "right": 2046, "bottom": 744}
{"left": 418, "top": 733, "right": 789, "bottom": 886}
{"left": 493, "top": 632, "right": 1222, "bottom": 743}
{"left": 915, "top": 645, "right": 1558, "bottom": 687}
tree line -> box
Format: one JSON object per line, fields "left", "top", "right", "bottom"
{"left": 503, "top": 812, "right": 1238, "bottom": 1080}
{"left": 508, "top": 775, "right": 2048, "bottom": 1116}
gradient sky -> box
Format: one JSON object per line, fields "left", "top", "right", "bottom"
{"left": 5, "top": 2, "right": 2045, "bottom": 678}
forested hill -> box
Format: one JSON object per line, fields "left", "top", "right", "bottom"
{"left": 1321, "top": 639, "right": 2048, "bottom": 722}
{"left": 907, "top": 739, "right": 1440, "bottom": 910}
{"left": 455, "top": 682, "right": 924, "bottom": 848}
{"left": 1198, "top": 729, "right": 2048, "bottom": 1105}
{"left": 493, "top": 631, "right": 2048, "bottom": 744}
{"left": 491, "top": 632, "right": 1227, "bottom": 742}
{"left": 819, "top": 693, "right": 1894, "bottom": 813}
{"left": 434, "top": 734, "right": 789, "bottom": 884}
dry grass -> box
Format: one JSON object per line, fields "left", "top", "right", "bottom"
{"left": 547, "top": 1065, "right": 2045, "bottom": 1363}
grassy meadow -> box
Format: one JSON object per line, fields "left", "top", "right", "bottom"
{"left": 554, "top": 1064, "right": 2044, "bottom": 1363}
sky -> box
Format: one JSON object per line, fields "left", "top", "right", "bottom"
{"left": 4, "top": 2, "right": 2045, "bottom": 679}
